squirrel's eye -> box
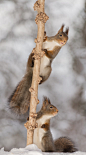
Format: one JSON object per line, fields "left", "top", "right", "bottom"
{"left": 60, "top": 34, "right": 62, "bottom": 37}
{"left": 50, "top": 106, "right": 53, "bottom": 109}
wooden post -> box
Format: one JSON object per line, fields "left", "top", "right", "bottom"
{"left": 24, "top": 0, "right": 49, "bottom": 145}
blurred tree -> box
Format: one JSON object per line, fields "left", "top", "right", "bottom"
{"left": 0, "top": 0, "right": 86, "bottom": 152}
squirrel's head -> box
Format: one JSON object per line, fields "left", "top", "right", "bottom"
{"left": 55, "top": 24, "right": 69, "bottom": 46}
{"left": 41, "top": 96, "right": 58, "bottom": 117}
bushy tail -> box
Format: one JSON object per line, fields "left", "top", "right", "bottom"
{"left": 54, "top": 137, "right": 78, "bottom": 152}
{"left": 8, "top": 71, "right": 32, "bottom": 115}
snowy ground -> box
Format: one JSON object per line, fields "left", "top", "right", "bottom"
{"left": 0, "top": 145, "right": 86, "bottom": 155}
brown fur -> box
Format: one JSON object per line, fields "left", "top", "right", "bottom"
{"left": 8, "top": 66, "right": 32, "bottom": 114}
{"left": 43, "top": 25, "right": 68, "bottom": 59}
{"left": 43, "top": 36, "right": 47, "bottom": 42}
{"left": 34, "top": 97, "right": 57, "bottom": 152}
{"left": 33, "top": 97, "right": 77, "bottom": 152}
{"left": 54, "top": 137, "right": 78, "bottom": 152}
{"left": 41, "top": 122, "right": 50, "bottom": 131}
{"left": 36, "top": 96, "right": 58, "bottom": 120}
{"left": 8, "top": 25, "right": 69, "bottom": 115}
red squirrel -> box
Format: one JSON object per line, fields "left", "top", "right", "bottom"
{"left": 8, "top": 25, "right": 69, "bottom": 114}
{"left": 27, "top": 97, "right": 77, "bottom": 152}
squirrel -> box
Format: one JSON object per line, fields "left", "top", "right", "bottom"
{"left": 8, "top": 24, "right": 69, "bottom": 115}
{"left": 31, "top": 96, "right": 77, "bottom": 152}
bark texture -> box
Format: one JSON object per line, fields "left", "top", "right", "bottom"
{"left": 24, "top": 0, "right": 49, "bottom": 145}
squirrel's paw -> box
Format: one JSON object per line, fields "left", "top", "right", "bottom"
{"left": 35, "top": 122, "right": 38, "bottom": 128}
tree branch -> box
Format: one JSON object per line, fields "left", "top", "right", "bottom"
{"left": 25, "top": 0, "right": 49, "bottom": 145}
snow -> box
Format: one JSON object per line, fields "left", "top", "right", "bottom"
{"left": 0, "top": 145, "right": 86, "bottom": 155}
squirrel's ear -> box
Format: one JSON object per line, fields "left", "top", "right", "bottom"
{"left": 58, "top": 24, "right": 64, "bottom": 34}
{"left": 42, "top": 96, "right": 51, "bottom": 109}
{"left": 65, "top": 27, "right": 69, "bottom": 35}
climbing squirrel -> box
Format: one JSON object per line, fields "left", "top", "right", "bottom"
{"left": 31, "top": 96, "right": 77, "bottom": 152}
{"left": 8, "top": 25, "right": 69, "bottom": 114}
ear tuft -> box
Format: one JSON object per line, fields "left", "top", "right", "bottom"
{"left": 61, "top": 24, "right": 65, "bottom": 29}
{"left": 65, "top": 27, "right": 69, "bottom": 35}
{"left": 42, "top": 96, "right": 51, "bottom": 109}
{"left": 43, "top": 96, "right": 47, "bottom": 103}
{"left": 47, "top": 98, "right": 51, "bottom": 104}
{"left": 58, "top": 24, "right": 64, "bottom": 34}
{"left": 43, "top": 96, "right": 51, "bottom": 104}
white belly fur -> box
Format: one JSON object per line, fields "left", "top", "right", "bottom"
{"left": 40, "top": 55, "right": 51, "bottom": 77}
{"left": 43, "top": 40, "right": 61, "bottom": 51}
{"left": 39, "top": 40, "right": 61, "bottom": 78}
{"left": 33, "top": 117, "right": 46, "bottom": 151}
{"left": 33, "top": 127, "right": 45, "bottom": 151}
{"left": 33, "top": 115, "right": 53, "bottom": 151}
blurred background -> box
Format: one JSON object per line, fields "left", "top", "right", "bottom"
{"left": 0, "top": 0, "right": 86, "bottom": 152}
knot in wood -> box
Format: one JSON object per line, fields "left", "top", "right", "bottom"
{"left": 32, "top": 48, "right": 36, "bottom": 54}
{"left": 34, "top": 1, "right": 40, "bottom": 11}
{"left": 24, "top": 121, "right": 36, "bottom": 130}
{"left": 24, "top": 121, "right": 29, "bottom": 129}
{"left": 34, "top": 38, "right": 40, "bottom": 43}
{"left": 38, "top": 76, "right": 42, "bottom": 84}
{"left": 29, "top": 87, "right": 37, "bottom": 99}
{"left": 28, "top": 125, "right": 33, "bottom": 130}
{"left": 37, "top": 99, "right": 39, "bottom": 104}
{"left": 30, "top": 112, "right": 37, "bottom": 118}
{"left": 28, "top": 123, "right": 35, "bottom": 130}
{"left": 35, "top": 12, "right": 49, "bottom": 24}
{"left": 34, "top": 38, "right": 37, "bottom": 43}
{"left": 33, "top": 53, "right": 41, "bottom": 60}
{"left": 32, "top": 96, "right": 39, "bottom": 105}
{"left": 29, "top": 87, "right": 35, "bottom": 95}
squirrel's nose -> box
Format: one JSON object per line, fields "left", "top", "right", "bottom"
{"left": 56, "top": 109, "right": 58, "bottom": 113}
